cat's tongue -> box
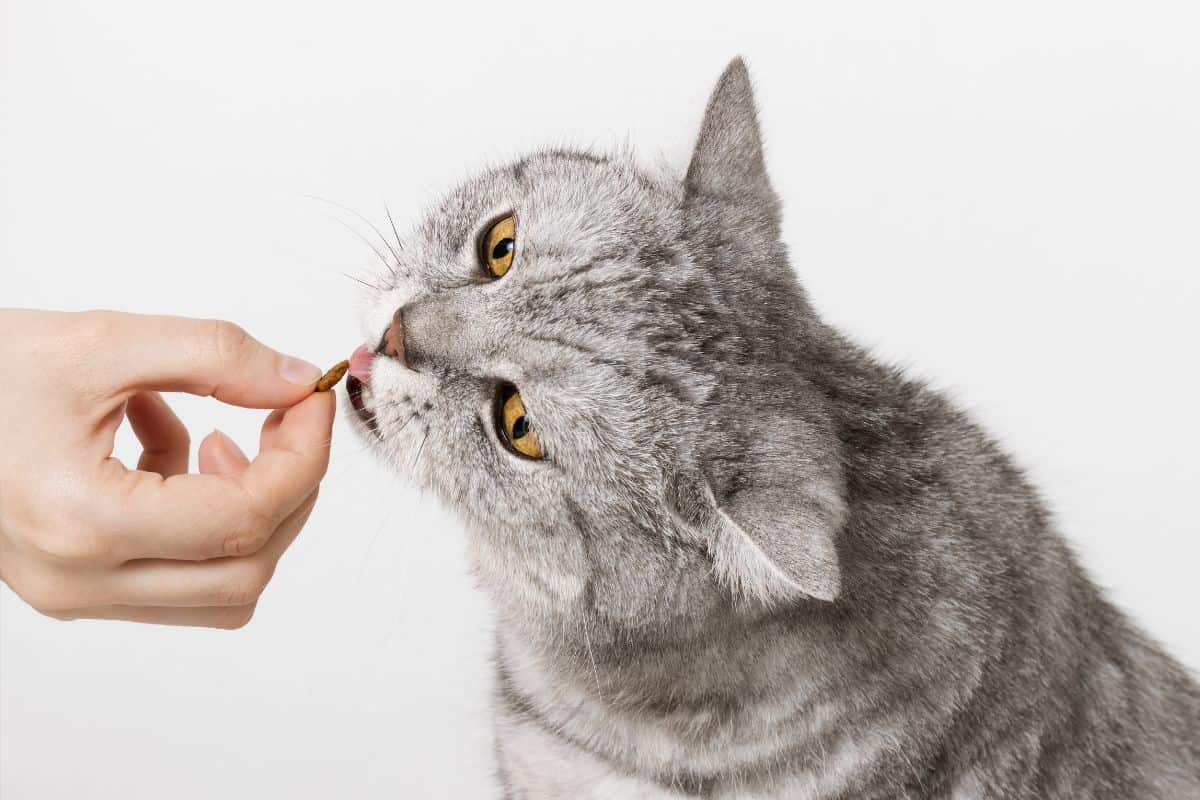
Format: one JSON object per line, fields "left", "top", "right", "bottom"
{"left": 348, "top": 344, "right": 374, "bottom": 382}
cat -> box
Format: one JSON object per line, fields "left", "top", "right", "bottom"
{"left": 345, "top": 58, "right": 1200, "bottom": 798}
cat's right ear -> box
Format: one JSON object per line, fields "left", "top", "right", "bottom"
{"left": 684, "top": 57, "right": 777, "bottom": 206}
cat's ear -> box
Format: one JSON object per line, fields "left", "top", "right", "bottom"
{"left": 672, "top": 413, "right": 846, "bottom": 606}
{"left": 706, "top": 477, "right": 844, "bottom": 605}
{"left": 685, "top": 57, "right": 776, "bottom": 204}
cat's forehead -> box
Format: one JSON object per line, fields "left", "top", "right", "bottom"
{"left": 384, "top": 149, "right": 707, "bottom": 437}
{"left": 415, "top": 151, "right": 674, "bottom": 255}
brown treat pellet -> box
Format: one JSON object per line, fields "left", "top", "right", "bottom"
{"left": 314, "top": 360, "right": 350, "bottom": 392}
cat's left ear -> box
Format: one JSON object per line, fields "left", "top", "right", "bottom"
{"left": 704, "top": 473, "right": 844, "bottom": 605}
{"left": 672, "top": 411, "right": 847, "bottom": 606}
{"left": 684, "top": 57, "right": 777, "bottom": 207}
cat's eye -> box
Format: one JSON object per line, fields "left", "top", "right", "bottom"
{"left": 480, "top": 215, "right": 516, "bottom": 278}
{"left": 496, "top": 384, "right": 544, "bottom": 460}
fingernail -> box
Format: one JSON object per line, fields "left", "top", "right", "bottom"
{"left": 279, "top": 355, "right": 324, "bottom": 385}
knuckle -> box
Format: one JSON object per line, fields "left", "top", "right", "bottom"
{"left": 213, "top": 604, "right": 257, "bottom": 630}
{"left": 43, "top": 311, "right": 115, "bottom": 391}
{"left": 70, "top": 310, "right": 120, "bottom": 347}
{"left": 38, "top": 525, "right": 111, "bottom": 565}
{"left": 219, "top": 579, "right": 257, "bottom": 608}
{"left": 207, "top": 319, "right": 253, "bottom": 367}
{"left": 297, "top": 490, "right": 320, "bottom": 522}
{"left": 219, "top": 564, "right": 271, "bottom": 607}
{"left": 223, "top": 512, "right": 272, "bottom": 558}
{"left": 222, "top": 489, "right": 274, "bottom": 557}
{"left": 12, "top": 569, "right": 76, "bottom": 615}
{"left": 68, "top": 312, "right": 123, "bottom": 385}
{"left": 4, "top": 489, "right": 103, "bottom": 564}
{"left": 172, "top": 424, "right": 192, "bottom": 451}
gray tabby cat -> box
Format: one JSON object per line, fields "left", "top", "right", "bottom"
{"left": 346, "top": 58, "right": 1200, "bottom": 798}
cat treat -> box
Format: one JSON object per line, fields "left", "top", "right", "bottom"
{"left": 314, "top": 360, "right": 349, "bottom": 392}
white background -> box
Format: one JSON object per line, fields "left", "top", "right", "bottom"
{"left": 3, "top": 2, "right": 1198, "bottom": 797}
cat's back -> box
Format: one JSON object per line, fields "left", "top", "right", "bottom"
{"left": 803, "top": 328, "right": 1200, "bottom": 797}
{"left": 1042, "top": 594, "right": 1200, "bottom": 797}
{"left": 948, "top": 596, "right": 1200, "bottom": 798}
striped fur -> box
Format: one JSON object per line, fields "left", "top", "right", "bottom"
{"left": 350, "top": 59, "right": 1200, "bottom": 798}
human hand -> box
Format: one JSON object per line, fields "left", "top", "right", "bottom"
{"left": 0, "top": 309, "right": 335, "bottom": 628}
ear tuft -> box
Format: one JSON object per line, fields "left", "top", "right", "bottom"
{"left": 685, "top": 57, "right": 774, "bottom": 202}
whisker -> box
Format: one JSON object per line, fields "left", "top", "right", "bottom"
{"left": 323, "top": 448, "right": 375, "bottom": 479}
{"left": 385, "top": 217, "right": 403, "bottom": 253}
{"left": 356, "top": 503, "right": 397, "bottom": 584}
{"left": 410, "top": 428, "right": 430, "bottom": 471}
{"left": 306, "top": 194, "right": 402, "bottom": 278}
{"left": 326, "top": 431, "right": 392, "bottom": 469}
{"left": 384, "top": 203, "right": 406, "bottom": 257}
{"left": 341, "top": 271, "right": 385, "bottom": 292}
{"left": 330, "top": 216, "right": 396, "bottom": 279}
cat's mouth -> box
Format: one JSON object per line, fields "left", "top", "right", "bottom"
{"left": 346, "top": 375, "right": 380, "bottom": 437}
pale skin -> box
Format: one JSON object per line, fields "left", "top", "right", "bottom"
{"left": 0, "top": 309, "right": 336, "bottom": 628}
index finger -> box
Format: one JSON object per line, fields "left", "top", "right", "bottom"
{"left": 94, "top": 391, "right": 335, "bottom": 561}
{"left": 76, "top": 311, "right": 324, "bottom": 409}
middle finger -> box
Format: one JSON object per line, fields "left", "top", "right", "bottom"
{"left": 101, "top": 489, "right": 318, "bottom": 608}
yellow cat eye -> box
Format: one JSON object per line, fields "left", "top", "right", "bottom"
{"left": 497, "top": 385, "right": 545, "bottom": 460}
{"left": 481, "top": 215, "right": 516, "bottom": 278}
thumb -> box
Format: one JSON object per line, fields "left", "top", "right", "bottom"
{"left": 80, "top": 311, "right": 324, "bottom": 409}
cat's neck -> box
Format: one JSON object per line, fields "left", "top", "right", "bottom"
{"left": 493, "top": 604, "right": 852, "bottom": 780}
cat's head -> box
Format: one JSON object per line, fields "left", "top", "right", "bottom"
{"left": 349, "top": 59, "right": 847, "bottom": 642}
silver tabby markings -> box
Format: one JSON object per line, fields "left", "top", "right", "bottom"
{"left": 350, "top": 58, "right": 1200, "bottom": 799}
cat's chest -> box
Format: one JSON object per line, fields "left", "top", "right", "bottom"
{"left": 493, "top": 633, "right": 869, "bottom": 799}
{"left": 496, "top": 706, "right": 878, "bottom": 800}
{"left": 496, "top": 717, "right": 695, "bottom": 800}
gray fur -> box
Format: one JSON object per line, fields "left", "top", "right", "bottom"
{"left": 350, "top": 58, "right": 1200, "bottom": 798}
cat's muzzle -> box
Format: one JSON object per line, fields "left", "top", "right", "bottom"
{"left": 347, "top": 307, "right": 407, "bottom": 435}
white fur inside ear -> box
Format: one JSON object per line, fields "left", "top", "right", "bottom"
{"left": 710, "top": 506, "right": 841, "bottom": 606}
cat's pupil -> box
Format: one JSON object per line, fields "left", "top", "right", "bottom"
{"left": 492, "top": 239, "right": 514, "bottom": 261}
{"left": 512, "top": 415, "right": 529, "bottom": 439}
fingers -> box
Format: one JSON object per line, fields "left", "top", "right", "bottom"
{"left": 101, "top": 489, "right": 318, "bottom": 608}
{"left": 49, "top": 604, "right": 258, "bottom": 629}
{"left": 3, "top": 310, "right": 337, "bottom": 629}
{"left": 127, "top": 392, "right": 190, "bottom": 477}
{"left": 76, "top": 311, "right": 324, "bottom": 408}
{"left": 197, "top": 429, "right": 251, "bottom": 476}
{"left": 259, "top": 408, "right": 287, "bottom": 452}
{"left": 92, "top": 391, "right": 334, "bottom": 561}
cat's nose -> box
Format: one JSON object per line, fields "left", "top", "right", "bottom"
{"left": 376, "top": 307, "right": 407, "bottom": 367}
{"left": 396, "top": 291, "right": 480, "bottom": 373}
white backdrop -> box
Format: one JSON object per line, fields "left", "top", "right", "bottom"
{"left": 3, "top": 2, "right": 1198, "bottom": 797}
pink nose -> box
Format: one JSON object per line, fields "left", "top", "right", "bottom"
{"left": 350, "top": 309, "right": 405, "bottom": 382}
{"left": 382, "top": 307, "right": 405, "bottom": 363}
{"left": 348, "top": 344, "right": 374, "bottom": 382}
